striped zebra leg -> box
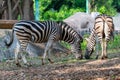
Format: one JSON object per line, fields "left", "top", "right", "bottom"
{"left": 14, "top": 40, "right": 29, "bottom": 67}
{"left": 100, "top": 39, "right": 104, "bottom": 59}
{"left": 100, "top": 39, "right": 108, "bottom": 59}
{"left": 42, "top": 39, "right": 54, "bottom": 65}
{"left": 104, "top": 40, "right": 108, "bottom": 59}
{"left": 16, "top": 35, "right": 31, "bottom": 66}
{"left": 19, "top": 43, "right": 30, "bottom": 66}
{"left": 14, "top": 41, "right": 21, "bottom": 67}
{"left": 48, "top": 45, "right": 54, "bottom": 63}
{"left": 20, "top": 50, "right": 30, "bottom": 66}
{"left": 95, "top": 37, "right": 99, "bottom": 59}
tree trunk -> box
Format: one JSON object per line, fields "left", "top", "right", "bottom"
{"left": 8, "top": 0, "right": 12, "bottom": 19}
{"left": 0, "top": 0, "right": 34, "bottom": 20}
{"left": 23, "top": 0, "right": 30, "bottom": 20}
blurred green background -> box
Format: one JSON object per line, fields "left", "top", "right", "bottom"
{"left": 34, "top": 0, "right": 120, "bottom": 20}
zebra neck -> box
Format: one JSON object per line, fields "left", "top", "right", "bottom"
{"left": 89, "top": 29, "right": 96, "bottom": 44}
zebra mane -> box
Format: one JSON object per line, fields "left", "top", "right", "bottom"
{"left": 57, "top": 21, "right": 78, "bottom": 34}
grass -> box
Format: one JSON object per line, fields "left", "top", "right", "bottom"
{"left": 0, "top": 34, "right": 120, "bottom": 69}
{"left": 0, "top": 49, "right": 119, "bottom": 70}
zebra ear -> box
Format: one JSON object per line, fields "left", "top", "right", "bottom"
{"left": 85, "top": 38, "right": 89, "bottom": 42}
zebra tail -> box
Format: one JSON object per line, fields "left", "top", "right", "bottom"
{"left": 4, "top": 30, "right": 14, "bottom": 48}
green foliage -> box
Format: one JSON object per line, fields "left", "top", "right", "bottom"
{"left": 60, "top": 41, "right": 71, "bottom": 49}
{"left": 42, "top": 7, "right": 84, "bottom": 20}
{"left": 81, "top": 39, "right": 87, "bottom": 50}
{"left": 112, "top": 0, "right": 120, "bottom": 12}
{"left": 91, "top": 0, "right": 117, "bottom": 16}
{"left": 108, "top": 34, "right": 120, "bottom": 49}
{"left": 33, "top": 0, "right": 85, "bottom": 20}
{"left": 33, "top": 0, "right": 118, "bottom": 20}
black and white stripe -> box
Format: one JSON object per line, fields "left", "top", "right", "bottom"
{"left": 5, "top": 20, "right": 83, "bottom": 66}
{"left": 85, "top": 14, "right": 114, "bottom": 59}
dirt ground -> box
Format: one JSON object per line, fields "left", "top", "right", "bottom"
{"left": 0, "top": 58, "right": 120, "bottom": 80}
{"left": 0, "top": 56, "right": 119, "bottom": 80}
{"left": 0, "top": 30, "right": 120, "bottom": 80}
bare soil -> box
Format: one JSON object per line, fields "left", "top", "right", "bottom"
{"left": 0, "top": 57, "right": 119, "bottom": 80}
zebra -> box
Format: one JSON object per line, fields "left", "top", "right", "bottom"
{"left": 4, "top": 20, "right": 83, "bottom": 66}
{"left": 84, "top": 14, "right": 114, "bottom": 59}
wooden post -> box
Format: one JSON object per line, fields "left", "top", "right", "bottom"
{"left": 0, "top": 20, "right": 18, "bottom": 29}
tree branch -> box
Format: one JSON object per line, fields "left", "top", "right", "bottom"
{"left": 12, "top": 0, "right": 20, "bottom": 13}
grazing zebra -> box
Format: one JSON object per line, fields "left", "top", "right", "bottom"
{"left": 85, "top": 14, "right": 114, "bottom": 59}
{"left": 4, "top": 20, "right": 83, "bottom": 66}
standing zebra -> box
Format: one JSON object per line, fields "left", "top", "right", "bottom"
{"left": 4, "top": 20, "right": 83, "bottom": 66}
{"left": 85, "top": 14, "right": 114, "bottom": 59}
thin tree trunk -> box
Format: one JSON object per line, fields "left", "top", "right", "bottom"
{"left": 8, "top": 0, "right": 12, "bottom": 19}
{"left": 30, "top": 0, "right": 34, "bottom": 20}
{"left": 23, "top": 0, "right": 30, "bottom": 20}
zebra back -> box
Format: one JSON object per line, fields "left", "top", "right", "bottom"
{"left": 13, "top": 20, "right": 60, "bottom": 43}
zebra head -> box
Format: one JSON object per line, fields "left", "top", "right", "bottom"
{"left": 84, "top": 38, "right": 95, "bottom": 59}
{"left": 71, "top": 35, "right": 83, "bottom": 59}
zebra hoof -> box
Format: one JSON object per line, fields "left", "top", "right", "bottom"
{"left": 77, "top": 55, "right": 83, "bottom": 60}
{"left": 16, "top": 63, "right": 22, "bottom": 67}
{"left": 95, "top": 55, "right": 99, "bottom": 59}
{"left": 104, "top": 56, "right": 108, "bottom": 59}
{"left": 84, "top": 55, "right": 90, "bottom": 59}
{"left": 41, "top": 58, "right": 45, "bottom": 65}
{"left": 48, "top": 58, "right": 54, "bottom": 64}
{"left": 100, "top": 56, "right": 108, "bottom": 60}
{"left": 27, "top": 63, "right": 32, "bottom": 66}
{"left": 42, "top": 62, "right": 45, "bottom": 65}
{"left": 24, "top": 63, "right": 32, "bottom": 67}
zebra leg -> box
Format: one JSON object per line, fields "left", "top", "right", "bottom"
{"left": 14, "top": 48, "right": 21, "bottom": 67}
{"left": 42, "top": 40, "right": 54, "bottom": 65}
{"left": 95, "top": 37, "right": 99, "bottom": 59}
{"left": 100, "top": 39, "right": 104, "bottom": 59}
{"left": 48, "top": 46, "right": 54, "bottom": 64}
{"left": 19, "top": 41, "right": 31, "bottom": 66}
{"left": 100, "top": 39, "right": 107, "bottom": 59}
{"left": 104, "top": 40, "right": 108, "bottom": 59}
{"left": 14, "top": 41, "right": 21, "bottom": 67}
{"left": 20, "top": 50, "right": 30, "bottom": 66}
